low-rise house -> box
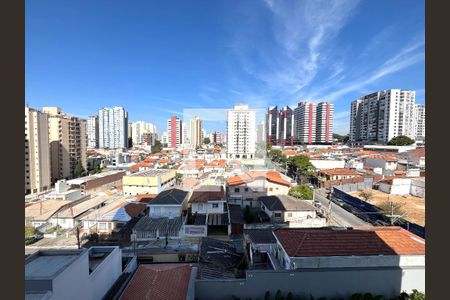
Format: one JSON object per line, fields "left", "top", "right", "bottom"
{"left": 49, "top": 194, "right": 110, "bottom": 229}
{"left": 363, "top": 155, "right": 398, "bottom": 173}
{"left": 122, "top": 169, "right": 176, "bottom": 196}
{"left": 81, "top": 198, "right": 147, "bottom": 234}
{"left": 318, "top": 168, "right": 361, "bottom": 181}
{"left": 345, "top": 159, "right": 364, "bottom": 170}
{"left": 189, "top": 185, "right": 226, "bottom": 214}
{"left": 44, "top": 180, "right": 85, "bottom": 201}
{"left": 227, "top": 171, "right": 292, "bottom": 208}
{"left": 259, "top": 195, "right": 325, "bottom": 227}
{"left": 204, "top": 159, "right": 226, "bottom": 173}
{"left": 25, "top": 247, "right": 122, "bottom": 300}
{"left": 118, "top": 264, "right": 195, "bottom": 300}
{"left": 271, "top": 227, "right": 425, "bottom": 293}
{"left": 147, "top": 188, "right": 189, "bottom": 219}
{"left": 25, "top": 199, "right": 72, "bottom": 228}
{"left": 177, "top": 160, "right": 206, "bottom": 179}
{"left": 132, "top": 216, "right": 184, "bottom": 240}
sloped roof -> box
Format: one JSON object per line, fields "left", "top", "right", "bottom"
{"left": 189, "top": 186, "right": 225, "bottom": 203}
{"left": 148, "top": 188, "right": 188, "bottom": 205}
{"left": 319, "top": 168, "right": 360, "bottom": 176}
{"left": 227, "top": 171, "right": 291, "bottom": 187}
{"left": 259, "top": 195, "right": 316, "bottom": 212}
{"left": 274, "top": 226, "right": 425, "bottom": 257}
{"left": 119, "top": 264, "right": 192, "bottom": 300}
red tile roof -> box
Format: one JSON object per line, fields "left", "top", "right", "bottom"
{"left": 120, "top": 264, "right": 192, "bottom": 300}
{"left": 205, "top": 159, "right": 226, "bottom": 167}
{"left": 189, "top": 186, "right": 225, "bottom": 203}
{"left": 274, "top": 227, "right": 425, "bottom": 257}
{"left": 365, "top": 155, "right": 398, "bottom": 162}
{"left": 227, "top": 171, "right": 291, "bottom": 187}
{"left": 319, "top": 168, "right": 360, "bottom": 176}
{"left": 124, "top": 203, "right": 147, "bottom": 217}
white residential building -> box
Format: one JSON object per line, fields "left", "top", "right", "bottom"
{"left": 227, "top": 104, "right": 256, "bottom": 159}
{"left": 316, "top": 102, "right": 334, "bottom": 144}
{"left": 131, "top": 121, "right": 157, "bottom": 145}
{"left": 414, "top": 104, "right": 425, "bottom": 142}
{"left": 189, "top": 116, "right": 202, "bottom": 148}
{"left": 98, "top": 107, "right": 128, "bottom": 149}
{"left": 349, "top": 90, "right": 417, "bottom": 144}
{"left": 87, "top": 116, "right": 99, "bottom": 149}
{"left": 25, "top": 107, "right": 52, "bottom": 195}
{"left": 294, "top": 102, "right": 316, "bottom": 144}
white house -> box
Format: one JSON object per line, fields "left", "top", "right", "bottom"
{"left": 147, "top": 188, "right": 189, "bottom": 219}
{"left": 259, "top": 195, "right": 326, "bottom": 227}
{"left": 363, "top": 155, "right": 398, "bottom": 172}
{"left": 25, "top": 247, "right": 122, "bottom": 300}
{"left": 189, "top": 185, "right": 226, "bottom": 214}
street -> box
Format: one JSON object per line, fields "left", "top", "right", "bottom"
{"left": 314, "top": 189, "right": 371, "bottom": 227}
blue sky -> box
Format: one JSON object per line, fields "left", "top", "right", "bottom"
{"left": 26, "top": 0, "right": 424, "bottom": 134}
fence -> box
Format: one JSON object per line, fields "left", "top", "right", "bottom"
{"left": 195, "top": 266, "right": 424, "bottom": 300}
{"left": 332, "top": 187, "right": 425, "bottom": 239}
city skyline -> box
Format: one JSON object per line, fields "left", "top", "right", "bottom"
{"left": 26, "top": 0, "right": 424, "bottom": 135}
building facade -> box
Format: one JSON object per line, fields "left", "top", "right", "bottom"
{"left": 98, "top": 107, "right": 128, "bottom": 149}
{"left": 294, "top": 102, "right": 316, "bottom": 144}
{"left": 227, "top": 104, "right": 256, "bottom": 159}
{"left": 349, "top": 90, "right": 417, "bottom": 144}
{"left": 167, "top": 116, "right": 183, "bottom": 148}
{"left": 87, "top": 115, "right": 99, "bottom": 149}
{"left": 131, "top": 121, "right": 157, "bottom": 145}
{"left": 190, "top": 116, "right": 202, "bottom": 148}
{"left": 266, "top": 106, "right": 295, "bottom": 146}
{"left": 25, "top": 107, "right": 52, "bottom": 194}
{"left": 414, "top": 104, "right": 425, "bottom": 142}
{"left": 316, "top": 102, "right": 334, "bottom": 144}
{"left": 43, "top": 107, "right": 87, "bottom": 182}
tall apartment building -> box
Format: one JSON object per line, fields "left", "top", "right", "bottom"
{"left": 43, "top": 107, "right": 87, "bottom": 182}
{"left": 131, "top": 121, "right": 157, "bottom": 145}
{"left": 98, "top": 107, "right": 128, "bottom": 149}
{"left": 414, "top": 104, "right": 425, "bottom": 141}
{"left": 167, "top": 116, "right": 183, "bottom": 148}
{"left": 25, "top": 107, "right": 52, "bottom": 194}
{"left": 266, "top": 106, "right": 294, "bottom": 146}
{"left": 86, "top": 116, "right": 99, "bottom": 149}
{"left": 212, "top": 131, "right": 223, "bottom": 144}
{"left": 189, "top": 116, "right": 202, "bottom": 148}
{"left": 316, "top": 102, "right": 334, "bottom": 144}
{"left": 349, "top": 90, "right": 417, "bottom": 144}
{"left": 256, "top": 122, "right": 265, "bottom": 144}
{"left": 294, "top": 102, "right": 316, "bottom": 144}
{"left": 227, "top": 104, "right": 256, "bottom": 159}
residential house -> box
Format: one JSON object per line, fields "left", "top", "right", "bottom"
{"left": 259, "top": 195, "right": 325, "bottom": 227}
{"left": 203, "top": 159, "right": 226, "bottom": 173}
{"left": 271, "top": 227, "right": 424, "bottom": 294}
{"left": 318, "top": 168, "right": 361, "bottom": 181}
{"left": 147, "top": 188, "right": 189, "bottom": 219}
{"left": 177, "top": 160, "right": 206, "bottom": 179}
{"left": 122, "top": 169, "right": 176, "bottom": 196}
{"left": 227, "top": 171, "right": 292, "bottom": 208}
{"left": 363, "top": 155, "right": 399, "bottom": 174}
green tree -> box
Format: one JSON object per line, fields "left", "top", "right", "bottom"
{"left": 387, "top": 135, "right": 415, "bottom": 146}
{"left": 288, "top": 155, "right": 316, "bottom": 177}
{"left": 288, "top": 184, "right": 313, "bottom": 200}
{"left": 152, "top": 140, "right": 162, "bottom": 153}
{"left": 408, "top": 290, "right": 425, "bottom": 300}
{"left": 175, "top": 172, "right": 183, "bottom": 184}
{"left": 266, "top": 141, "right": 273, "bottom": 151}
{"left": 269, "top": 150, "right": 282, "bottom": 161}
{"left": 204, "top": 137, "right": 211, "bottom": 145}
{"left": 25, "top": 226, "right": 36, "bottom": 238}
{"left": 75, "top": 161, "right": 85, "bottom": 178}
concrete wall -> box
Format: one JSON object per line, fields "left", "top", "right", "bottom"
{"left": 410, "top": 179, "right": 425, "bottom": 198}
{"left": 149, "top": 205, "right": 182, "bottom": 218}
{"left": 310, "top": 159, "right": 345, "bottom": 170}
{"left": 184, "top": 225, "right": 208, "bottom": 237}
{"left": 89, "top": 247, "right": 122, "bottom": 300}
{"left": 195, "top": 266, "right": 425, "bottom": 300}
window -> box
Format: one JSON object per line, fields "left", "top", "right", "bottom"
{"left": 287, "top": 213, "right": 293, "bottom": 217}
{"left": 234, "top": 188, "right": 240, "bottom": 192}
{"left": 274, "top": 213, "right": 282, "bottom": 218}
{"left": 244, "top": 187, "right": 249, "bottom": 192}
{"left": 269, "top": 187, "right": 273, "bottom": 192}
{"left": 212, "top": 203, "right": 219, "bottom": 208}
